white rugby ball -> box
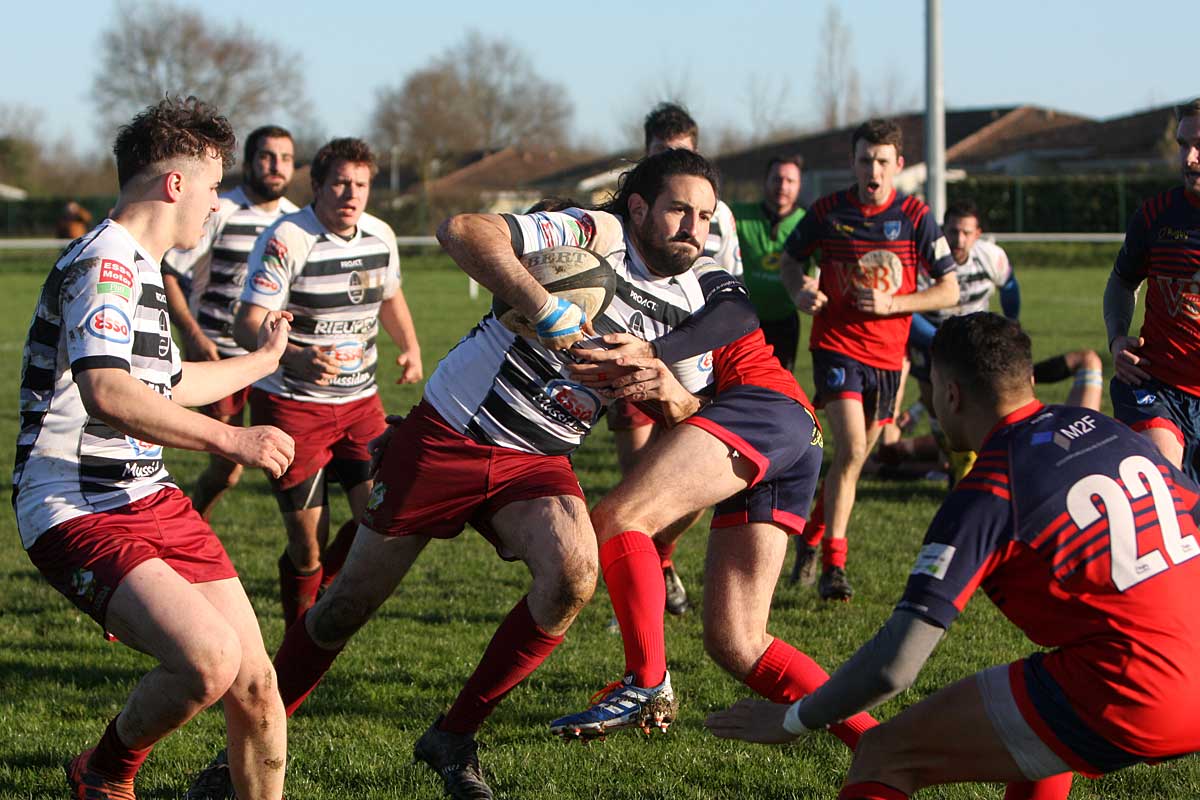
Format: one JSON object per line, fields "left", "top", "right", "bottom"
{"left": 493, "top": 246, "right": 617, "bottom": 338}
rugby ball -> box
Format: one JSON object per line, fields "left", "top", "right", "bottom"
{"left": 493, "top": 246, "right": 617, "bottom": 338}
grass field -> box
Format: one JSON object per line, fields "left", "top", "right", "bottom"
{"left": 2, "top": 247, "right": 1198, "bottom": 799}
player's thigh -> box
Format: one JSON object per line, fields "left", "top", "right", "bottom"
{"left": 822, "top": 397, "right": 870, "bottom": 459}
{"left": 594, "top": 424, "right": 753, "bottom": 537}
{"left": 1143, "top": 427, "right": 1185, "bottom": 469}
{"left": 191, "top": 577, "right": 272, "bottom": 670}
{"left": 106, "top": 559, "right": 240, "bottom": 673}
{"left": 614, "top": 423, "right": 655, "bottom": 473}
{"left": 491, "top": 494, "right": 597, "bottom": 581}
{"left": 703, "top": 522, "right": 789, "bottom": 640}
{"left": 848, "top": 673, "right": 1028, "bottom": 789}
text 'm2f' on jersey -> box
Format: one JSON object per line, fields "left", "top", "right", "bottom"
{"left": 422, "top": 207, "right": 739, "bottom": 456}
{"left": 785, "top": 187, "right": 955, "bottom": 370}
{"left": 14, "top": 219, "right": 182, "bottom": 548}
{"left": 899, "top": 402, "right": 1200, "bottom": 758}
{"left": 163, "top": 187, "right": 299, "bottom": 358}
{"left": 241, "top": 205, "right": 402, "bottom": 404}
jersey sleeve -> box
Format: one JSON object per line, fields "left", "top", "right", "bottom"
{"left": 895, "top": 482, "right": 1015, "bottom": 629}
{"left": 916, "top": 213, "right": 955, "bottom": 279}
{"left": 242, "top": 223, "right": 296, "bottom": 310}
{"left": 502, "top": 208, "right": 623, "bottom": 257}
{"left": 654, "top": 262, "right": 758, "bottom": 365}
{"left": 1113, "top": 204, "right": 1152, "bottom": 284}
{"left": 381, "top": 222, "right": 402, "bottom": 298}
{"left": 783, "top": 206, "right": 821, "bottom": 261}
{"left": 62, "top": 257, "right": 139, "bottom": 374}
{"left": 712, "top": 203, "right": 743, "bottom": 278}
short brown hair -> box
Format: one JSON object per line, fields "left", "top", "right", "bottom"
{"left": 851, "top": 118, "right": 903, "bottom": 157}
{"left": 310, "top": 137, "right": 378, "bottom": 186}
{"left": 643, "top": 103, "right": 699, "bottom": 150}
{"left": 1176, "top": 98, "right": 1200, "bottom": 120}
{"left": 243, "top": 124, "right": 293, "bottom": 167}
{"left": 932, "top": 312, "right": 1032, "bottom": 403}
{"left": 765, "top": 155, "right": 803, "bottom": 177}
{"left": 113, "top": 96, "right": 236, "bottom": 188}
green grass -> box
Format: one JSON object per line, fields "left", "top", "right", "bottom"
{"left": 1, "top": 250, "right": 1198, "bottom": 799}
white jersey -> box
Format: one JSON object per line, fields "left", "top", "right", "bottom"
{"left": 163, "top": 187, "right": 298, "bottom": 358}
{"left": 241, "top": 206, "right": 401, "bottom": 404}
{"left": 705, "top": 200, "right": 742, "bottom": 279}
{"left": 423, "top": 208, "right": 733, "bottom": 456}
{"left": 14, "top": 220, "right": 182, "bottom": 548}
{"left": 920, "top": 238, "right": 1012, "bottom": 325}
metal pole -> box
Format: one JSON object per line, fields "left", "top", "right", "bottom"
{"left": 925, "top": 0, "right": 946, "bottom": 222}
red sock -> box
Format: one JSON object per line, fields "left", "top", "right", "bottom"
{"left": 743, "top": 638, "right": 877, "bottom": 749}
{"left": 1004, "top": 774, "right": 1073, "bottom": 800}
{"left": 653, "top": 537, "right": 677, "bottom": 569}
{"left": 274, "top": 609, "right": 344, "bottom": 717}
{"left": 88, "top": 715, "right": 152, "bottom": 782}
{"left": 601, "top": 531, "right": 667, "bottom": 687}
{"left": 440, "top": 596, "right": 563, "bottom": 735}
{"left": 279, "top": 552, "right": 322, "bottom": 629}
{"left": 803, "top": 488, "right": 826, "bottom": 547}
{"left": 320, "top": 520, "right": 358, "bottom": 590}
{"left": 823, "top": 537, "right": 848, "bottom": 570}
{"left": 838, "top": 782, "right": 909, "bottom": 800}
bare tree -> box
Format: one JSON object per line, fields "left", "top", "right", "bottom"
{"left": 813, "top": 4, "right": 861, "bottom": 129}
{"left": 371, "top": 31, "right": 573, "bottom": 179}
{"left": 91, "top": 1, "right": 309, "bottom": 144}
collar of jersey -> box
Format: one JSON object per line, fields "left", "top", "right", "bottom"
{"left": 307, "top": 205, "right": 362, "bottom": 247}
{"left": 982, "top": 399, "right": 1044, "bottom": 447}
{"left": 102, "top": 218, "right": 162, "bottom": 269}
{"left": 847, "top": 186, "right": 897, "bottom": 217}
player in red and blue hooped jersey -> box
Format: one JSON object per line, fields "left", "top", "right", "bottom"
{"left": 707, "top": 313, "right": 1200, "bottom": 800}
{"left": 1106, "top": 98, "right": 1200, "bottom": 480}
{"left": 780, "top": 118, "right": 958, "bottom": 601}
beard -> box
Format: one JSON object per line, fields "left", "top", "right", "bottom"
{"left": 633, "top": 216, "right": 700, "bottom": 277}
{"left": 246, "top": 170, "right": 288, "bottom": 201}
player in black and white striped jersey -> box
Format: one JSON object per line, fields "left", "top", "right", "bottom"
{"left": 262, "top": 149, "right": 758, "bottom": 800}
{"left": 162, "top": 125, "right": 299, "bottom": 520}
{"left": 233, "top": 137, "right": 422, "bottom": 629}
{"left": 15, "top": 97, "right": 294, "bottom": 800}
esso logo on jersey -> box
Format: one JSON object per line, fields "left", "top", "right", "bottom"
{"left": 249, "top": 270, "right": 282, "bottom": 295}
{"left": 84, "top": 305, "right": 132, "bottom": 343}
{"left": 126, "top": 436, "right": 163, "bottom": 458}
{"left": 546, "top": 380, "right": 601, "bottom": 424}
{"left": 696, "top": 352, "right": 713, "bottom": 373}
{"left": 330, "top": 340, "right": 365, "bottom": 372}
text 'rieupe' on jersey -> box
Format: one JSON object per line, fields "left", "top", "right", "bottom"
{"left": 14, "top": 220, "right": 182, "bottom": 547}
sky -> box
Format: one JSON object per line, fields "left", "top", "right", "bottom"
{"left": 2, "top": 0, "right": 1195, "bottom": 157}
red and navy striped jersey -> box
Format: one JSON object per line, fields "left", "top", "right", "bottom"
{"left": 711, "top": 328, "right": 812, "bottom": 411}
{"left": 899, "top": 401, "right": 1200, "bottom": 757}
{"left": 1113, "top": 186, "right": 1200, "bottom": 396}
{"left": 784, "top": 187, "right": 954, "bottom": 370}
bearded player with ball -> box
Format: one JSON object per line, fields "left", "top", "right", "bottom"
{"left": 259, "top": 148, "right": 758, "bottom": 800}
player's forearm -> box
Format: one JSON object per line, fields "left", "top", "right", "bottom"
{"left": 1104, "top": 270, "right": 1140, "bottom": 348}
{"left": 791, "top": 610, "right": 944, "bottom": 730}
{"left": 76, "top": 368, "right": 236, "bottom": 455}
{"left": 780, "top": 252, "right": 811, "bottom": 305}
{"left": 172, "top": 350, "right": 278, "bottom": 406}
{"left": 163, "top": 273, "right": 205, "bottom": 341}
{"left": 892, "top": 274, "right": 959, "bottom": 315}
{"left": 437, "top": 213, "right": 550, "bottom": 319}
{"left": 380, "top": 290, "right": 421, "bottom": 356}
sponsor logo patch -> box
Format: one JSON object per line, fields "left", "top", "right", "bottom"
{"left": 546, "top": 379, "right": 601, "bottom": 424}
{"left": 347, "top": 271, "right": 365, "bottom": 304}
{"left": 911, "top": 543, "right": 956, "bottom": 580}
{"left": 696, "top": 352, "right": 713, "bottom": 373}
{"left": 827, "top": 366, "right": 846, "bottom": 389}
{"left": 249, "top": 270, "right": 282, "bottom": 295}
{"left": 158, "top": 310, "right": 171, "bottom": 357}
{"left": 366, "top": 482, "right": 386, "bottom": 510}
{"left": 330, "top": 340, "right": 365, "bottom": 373}
{"left": 99, "top": 259, "right": 134, "bottom": 288}
{"left": 97, "top": 282, "right": 132, "bottom": 301}
{"left": 1134, "top": 389, "right": 1158, "bottom": 406}
{"left": 123, "top": 461, "right": 161, "bottom": 479}
{"left": 84, "top": 305, "right": 132, "bottom": 343}
{"left": 126, "top": 436, "right": 163, "bottom": 458}
{"left": 628, "top": 312, "right": 645, "bottom": 338}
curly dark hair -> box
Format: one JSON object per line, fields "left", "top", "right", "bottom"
{"left": 113, "top": 96, "right": 236, "bottom": 188}
{"left": 598, "top": 149, "right": 719, "bottom": 222}
{"left": 310, "top": 137, "right": 378, "bottom": 186}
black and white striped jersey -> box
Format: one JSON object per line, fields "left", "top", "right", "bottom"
{"left": 163, "top": 187, "right": 298, "bottom": 358}
{"left": 919, "top": 238, "right": 1012, "bottom": 325}
{"left": 706, "top": 200, "right": 742, "bottom": 279}
{"left": 241, "top": 206, "right": 401, "bottom": 404}
{"left": 14, "top": 220, "right": 182, "bottom": 548}
{"left": 423, "top": 208, "right": 734, "bottom": 456}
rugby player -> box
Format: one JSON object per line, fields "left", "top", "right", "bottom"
{"left": 163, "top": 124, "right": 299, "bottom": 521}
{"left": 731, "top": 156, "right": 806, "bottom": 371}
{"left": 14, "top": 97, "right": 294, "bottom": 800}
{"left": 548, "top": 326, "right": 878, "bottom": 751}
{"left": 707, "top": 311, "right": 1200, "bottom": 800}
{"left": 253, "top": 149, "right": 756, "bottom": 800}
{"left": 232, "top": 137, "right": 422, "bottom": 629}
{"left": 1106, "top": 98, "right": 1200, "bottom": 480}
{"left": 608, "top": 102, "right": 745, "bottom": 617}
{"left": 782, "top": 118, "right": 958, "bottom": 601}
